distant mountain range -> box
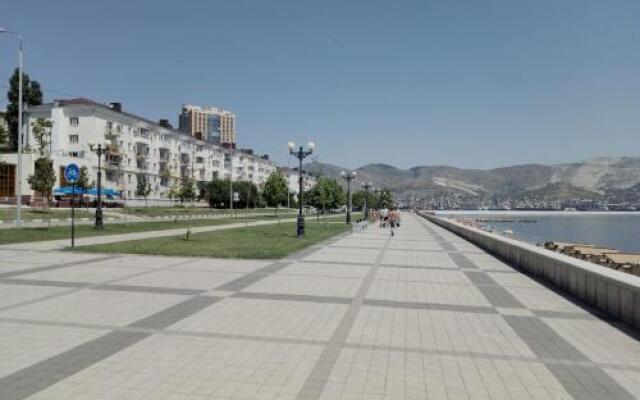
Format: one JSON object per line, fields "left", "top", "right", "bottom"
{"left": 305, "top": 157, "right": 640, "bottom": 207}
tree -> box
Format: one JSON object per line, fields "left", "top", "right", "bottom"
{"left": 136, "top": 174, "right": 152, "bottom": 206}
{"left": 305, "top": 177, "right": 345, "bottom": 212}
{"left": 376, "top": 188, "right": 394, "bottom": 208}
{"left": 262, "top": 172, "right": 288, "bottom": 214}
{"left": 76, "top": 166, "right": 90, "bottom": 192}
{"left": 206, "top": 178, "right": 230, "bottom": 208}
{"left": 179, "top": 177, "right": 196, "bottom": 204}
{"left": 167, "top": 181, "right": 181, "bottom": 203}
{"left": 27, "top": 118, "right": 55, "bottom": 211}
{"left": 0, "top": 123, "right": 7, "bottom": 157}
{"left": 352, "top": 189, "right": 377, "bottom": 210}
{"left": 233, "top": 180, "right": 259, "bottom": 208}
{"left": 6, "top": 68, "right": 43, "bottom": 151}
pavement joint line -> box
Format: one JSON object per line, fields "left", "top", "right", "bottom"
{"left": 362, "top": 298, "right": 498, "bottom": 314}
{"left": 231, "top": 291, "right": 354, "bottom": 304}
{"left": 296, "top": 235, "right": 391, "bottom": 400}
{"left": 284, "top": 230, "right": 352, "bottom": 261}
{"left": 0, "top": 294, "right": 223, "bottom": 400}
{"left": 0, "top": 256, "right": 198, "bottom": 313}
{"left": 338, "top": 342, "right": 640, "bottom": 371}
{"left": 2, "top": 276, "right": 602, "bottom": 320}
{"left": 215, "top": 260, "right": 293, "bottom": 291}
{"left": 1, "top": 314, "right": 639, "bottom": 374}
{"left": 415, "top": 215, "right": 636, "bottom": 399}
{"left": 0, "top": 254, "right": 119, "bottom": 278}
{"left": 298, "top": 259, "right": 380, "bottom": 267}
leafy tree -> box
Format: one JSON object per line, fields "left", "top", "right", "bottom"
{"left": 136, "top": 174, "right": 152, "bottom": 206}
{"left": 76, "top": 166, "right": 90, "bottom": 192}
{"left": 233, "top": 180, "right": 259, "bottom": 208}
{"left": 6, "top": 68, "right": 43, "bottom": 151}
{"left": 205, "top": 178, "right": 262, "bottom": 209}
{"left": 206, "top": 178, "right": 230, "bottom": 208}
{"left": 179, "top": 177, "right": 196, "bottom": 203}
{"left": 0, "top": 123, "right": 7, "bottom": 158}
{"left": 376, "top": 188, "right": 395, "bottom": 208}
{"left": 352, "top": 189, "right": 378, "bottom": 210}
{"left": 305, "top": 177, "right": 345, "bottom": 212}
{"left": 262, "top": 172, "right": 288, "bottom": 214}
{"left": 167, "top": 181, "right": 181, "bottom": 203}
{"left": 27, "top": 118, "right": 55, "bottom": 211}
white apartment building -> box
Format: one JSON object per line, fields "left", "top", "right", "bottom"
{"left": 3, "top": 98, "right": 275, "bottom": 202}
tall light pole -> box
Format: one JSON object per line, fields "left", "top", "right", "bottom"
{"left": 89, "top": 142, "right": 110, "bottom": 229}
{"left": 288, "top": 141, "right": 314, "bottom": 238}
{"left": 361, "top": 181, "right": 373, "bottom": 219}
{"left": 1, "top": 28, "right": 24, "bottom": 227}
{"left": 341, "top": 171, "right": 357, "bottom": 224}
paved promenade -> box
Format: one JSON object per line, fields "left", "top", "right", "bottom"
{"left": 0, "top": 213, "right": 638, "bottom": 399}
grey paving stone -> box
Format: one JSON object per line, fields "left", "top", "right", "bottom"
{"left": 215, "top": 261, "right": 292, "bottom": 291}
{"left": 534, "top": 309, "right": 598, "bottom": 320}
{"left": 129, "top": 295, "right": 221, "bottom": 330}
{"left": 462, "top": 270, "right": 496, "bottom": 285}
{"left": 504, "top": 315, "right": 589, "bottom": 361}
{"left": 475, "top": 283, "right": 526, "bottom": 308}
{"left": 296, "top": 237, "right": 390, "bottom": 400}
{"left": 95, "top": 283, "right": 205, "bottom": 296}
{"left": 449, "top": 252, "right": 478, "bottom": 269}
{"left": 546, "top": 363, "right": 634, "bottom": 400}
{"left": 0, "top": 255, "right": 116, "bottom": 278}
{"left": 0, "top": 330, "right": 149, "bottom": 400}
{"left": 232, "top": 291, "right": 353, "bottom": 304}
{"left": 0, "top": 278, "right": 87, "bottom": 288}
{"left": 362, "top": 298, "right": 497, "bottom": 314}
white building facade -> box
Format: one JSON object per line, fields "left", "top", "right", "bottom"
{"left": 11, "top": 98, "right": 275, "bottom": 202}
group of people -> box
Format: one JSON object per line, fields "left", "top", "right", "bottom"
{"left": 371, "top": 207, "right": 401, "bottom": 236}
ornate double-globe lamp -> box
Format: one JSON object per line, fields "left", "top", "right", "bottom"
{"left": 288, "top": 141, "right": 315, "bottom": 238}
{"left": 341, "top": 171, "right": 357, "bottom": 224}
{"left": 88, "top": 141, "right": 111, "bottom": 229}
{"left": 361, "top": 181, "right": 373, "bottom": 219}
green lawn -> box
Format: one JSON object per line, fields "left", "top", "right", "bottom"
{"left": 0, "top": 217, "right": 253, "bottom": 245}
{"left": 117, "top": 206, "right": 296, "bottom": 218}
{"left": 0, "top": 208, "right": 95, "bottom": 221}
{"left": 72, "top": 220, "right": 350, "bottom": 259}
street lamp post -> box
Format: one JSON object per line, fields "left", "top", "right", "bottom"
{"left": 1, "top": 28, "right": 24, "bottom": 227}
{"left": 288, "top": 141, "right": 315, "bottom": 238}
{"left": 361, "top": 181, "right": 373, "bottom": 219}
{"left": 89, "top": 143, "right": 110, "bottom": 229}
{"left": 341, "top": 171, "right": 357, "bottom": 224}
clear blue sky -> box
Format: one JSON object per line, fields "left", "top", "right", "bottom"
{"left": 2, "top": 0, "right": 639, "bottom": 169}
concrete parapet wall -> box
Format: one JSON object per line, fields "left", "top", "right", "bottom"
{"left": 417, "top": 211, "right": 640, "bottom": 330}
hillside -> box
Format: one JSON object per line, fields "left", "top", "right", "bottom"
{"left": 303, "top": 157, "right": 640, "bottom": 208}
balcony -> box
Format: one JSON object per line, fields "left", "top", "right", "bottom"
{"left": 137, "top": 160, "right": 149, "bottom": 170}
{"left": 104, "top": 125, "right": 122, "bottom": 138}
{"left": 159, "top": 148, "right": 171, "bottom": 162}
{"left": 159, "top": 164, "right": 172, "bottom": 175}
{"left": 180, "top": 165, "right": 190, "bottom": 179}
{"left": 106, "top": 145, "right": 122, "bottom": 166}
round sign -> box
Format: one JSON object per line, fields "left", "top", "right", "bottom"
{"left": 64, "top": 163, "right": 80, "bottom": 183}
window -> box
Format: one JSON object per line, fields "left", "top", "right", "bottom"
{"left": 0, "top": 164, "right": 15, "bottom": 197}
{"left": 69, "top": 151, "right": 79, "bottom": 158}
{"left": 69, "top": 135, "right": 79, "bottom": 144}
{"left": 69, "top": 117, "right": 79, "bottom": 126}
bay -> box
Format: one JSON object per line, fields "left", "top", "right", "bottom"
{"left": 437, "top": 211, "right": 640, "bottom": 253}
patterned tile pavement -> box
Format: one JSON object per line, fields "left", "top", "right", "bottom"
{"left": 0, "top": 213, "right": 638, "bottom": 399}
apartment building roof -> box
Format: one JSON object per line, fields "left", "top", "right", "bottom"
{"left": 36, "top": 98, "right": 272, "bottom": 164}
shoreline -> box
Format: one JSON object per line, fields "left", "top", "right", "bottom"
{"left": 435, "top": 210, "right": 640, "bottom": 216}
